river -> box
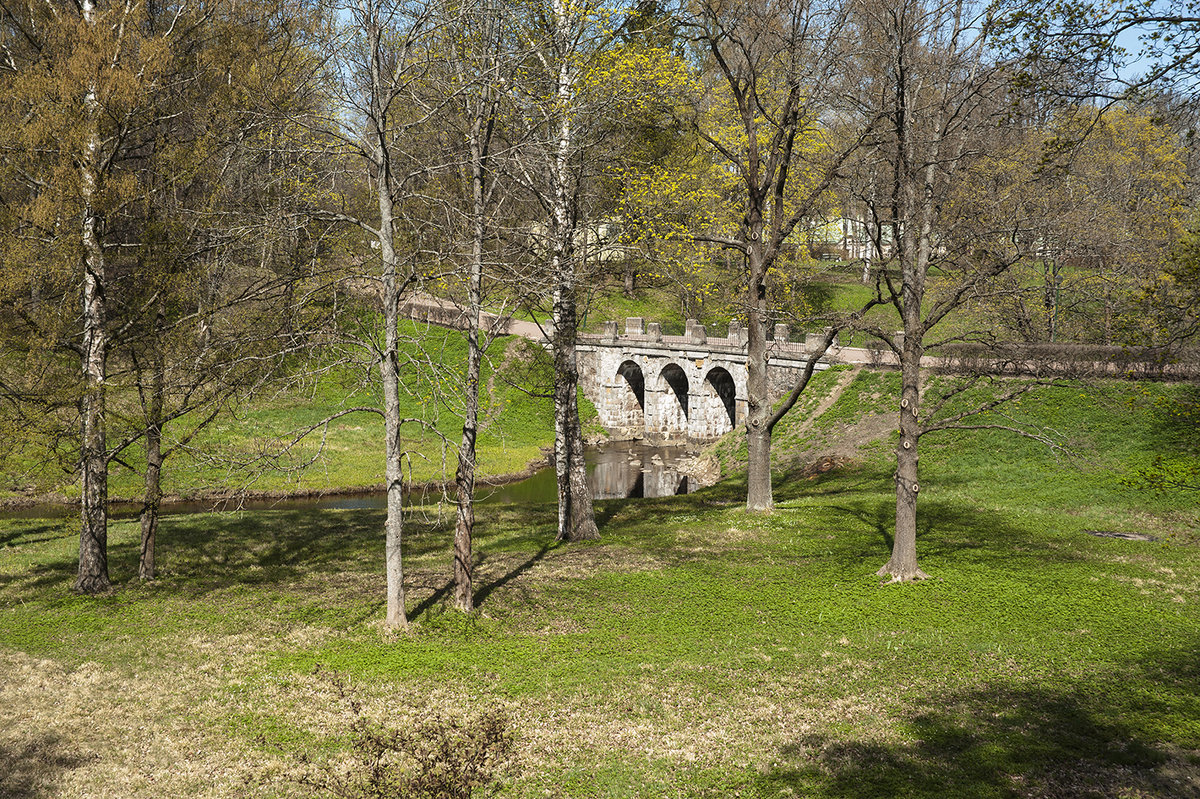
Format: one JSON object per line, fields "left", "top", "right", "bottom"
{"left": 0, "top": 441, "right": 700, "bottom": 520}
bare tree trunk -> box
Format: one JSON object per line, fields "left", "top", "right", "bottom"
{"left": 551, "top": 284, "right": 598, "bottom": 542}
{"left": 139, "top": 426, "right": 163, "bottom": 582}
{"left": 453, "top": 341, "right": 478, "bottom": 610}
{"left": 377, "top": 149, "right": 408, "bottom": 631}
{"left": 139, "top": 348, "right": 165, "bottom": 581}
{"left": 879, "top": 77, "right": 934, "bottom": 582}
{"left": 453, "top": 127, "right": 488, "bottom": 612}
{"left": 745, "top": 241, "right": 774, "bottom": 511}
{"left": 568, "top": 390, "right": 597, "bottom": 538}
{"left": 546, "top": 19, "right": 597, "bottom": 543}
{"left": 78, "top": 230, "right": 110, "bottom": 594}
{"left": 381, "top": 269, "right": 409, "bottom": 631}
{"left": 76, "top": 4, "right": 111, "bottom": 593}
{"left": 879, "top": 345, "right": 928, "bottom": 581}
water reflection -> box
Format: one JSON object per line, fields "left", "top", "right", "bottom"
{"left": 588, "top": 442, "right": 695, "bottom": 500}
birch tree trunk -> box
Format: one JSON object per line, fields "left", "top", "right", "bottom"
{"left": 76, "top": 0, "right": 111, "bottom": 594}
{"left": 546, "top": 6, "right": 597, "bottom": 542}
{"left": 379, "top": 210, "right": 409, "bottom": 631}
{"left": 453, "top": 124, "right": 487, "bottom": 612}
{"left": 369, "top": 13, "right": 409, "bottom": 627}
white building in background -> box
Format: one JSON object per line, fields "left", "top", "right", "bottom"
{"left": 803, "top": 214, "right": 891, "bottom": 261}
{"left": 525, "top": 219, "right": 629, "bottom": 263}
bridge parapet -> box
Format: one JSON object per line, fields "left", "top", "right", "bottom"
{"left": 580, "top": 318, "right": 829, "bottom": 365}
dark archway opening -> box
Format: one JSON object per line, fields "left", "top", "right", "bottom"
{"left": 617, "top": 360, "right": 645, "bottom": 409}
{"left": 661, "top": 363, "right": 689, "bottom": 417}
{"left": 705, "top": 367, "right": 737, "bottom": 427}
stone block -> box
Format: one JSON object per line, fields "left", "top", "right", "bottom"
{"left": 727, "top": 319, "right": 744, "bottom": 345}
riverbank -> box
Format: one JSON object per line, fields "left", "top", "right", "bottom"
{"left": 0, "top": 448, "right": 557, "bottom": 514}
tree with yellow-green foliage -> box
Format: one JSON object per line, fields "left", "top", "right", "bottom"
{"left": 504, "top": 0, "right": 694, "bottom": 543}
{"left": 0, "top": 0, "right": 330, "bottom": 592}
{"left": 987, "top": 106, "right": 1190, "bottom": 345}
{"left": 681, "top": 0, "right": 881, "bottom": 512}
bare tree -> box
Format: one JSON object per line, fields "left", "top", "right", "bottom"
{"left": 297, "top": 0, "right": 460, "bottom": 629}
{"left": 433, "top": 0, "right": 512, "bottom": 611}
{"left": 848, "top": 0, "right": 1069, "bottom": 581}
{"left": 503, "top": 0, "right": 629, "bottom": 542}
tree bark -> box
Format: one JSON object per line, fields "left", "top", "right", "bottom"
{"left": 878, "top": 346, "right": 928, "bottom": 582}
{"left": 546, "top": 15, "right": 598, "bottom": 543}
{"left": 76, "top": 1, "right": 111, "bottom": 594}
{"left": 568, "top": 389, "right": 598, "bottom": 539}
{"left": 376, "top": 136, "right": 408, "bottom": 630}
{"left": 551, "top": 284, "right": 599, "bottom": 542}
{"left": 380, "top": 256, "right": 409, "bottom": 630}
{"left": 744, "top": 239, "right": 774, "bottom": 511}
{"left": 78, "top": 224, "right": 110, "bottom": 594}
{"left": 878, "top": 65, "right": 934, "bottom": 582}
{"left": 453, "top": 123, "right": 488, "bottom": 612}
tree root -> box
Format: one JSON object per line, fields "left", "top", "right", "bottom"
{"left": 876, "top": 564, "right": 930, "bottom": 584}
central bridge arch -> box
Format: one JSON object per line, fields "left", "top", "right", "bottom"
{"left": 650, "top": 363, "right": 690, "bottom": 440}
{"left": 700, "top": 367, "right": 737, "bottom": 437}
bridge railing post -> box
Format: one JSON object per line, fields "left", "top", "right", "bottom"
{"left": 647, "top": 322, "right": 662, "bottom": 342}
{"left": 727, "top": 319, "right": 744, "bottom": 346}
{"left": 625, "top": 317, "right": 645, "bottom": 336}
{"left": 601, "top": 320, "right": 618, "bottom": 343}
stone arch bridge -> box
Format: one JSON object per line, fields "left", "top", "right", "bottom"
{"left": 398, "top": 294, "right": 852, "bottom": 444}
{"left": 577, "top": 318, "right": 834, "bottom": 444}
{"left": 402, "top": 294, "right": 1199, "bottom": 445}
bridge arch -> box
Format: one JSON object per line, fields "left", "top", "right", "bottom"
{"left": 616, "top": 360, "right": 645, "bottom": 408}
{"left": 649, "top": 362, "right": 690, "bottom": 441}
{"left": 613, "top": 360, "right": 646, "bottom": 436}
{"left": 701, "top": 366, "right": 738, "bottom": 436}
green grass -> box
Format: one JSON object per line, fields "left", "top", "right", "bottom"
{"left": 1, "top": 324, "right": 570, "bottom": 505}
{"left": 1, "top": 374, "right": 1198, "bottom": 797}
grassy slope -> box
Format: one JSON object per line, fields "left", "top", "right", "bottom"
{"left": 1, "top": 324, "right": 566, "bottom": 504}
{"left": 1, "top": 374, "right": 1198, "bottom": 798}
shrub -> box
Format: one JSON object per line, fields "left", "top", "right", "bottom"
{"left": 292, "top": 673, "right": 516, "bottom": 799}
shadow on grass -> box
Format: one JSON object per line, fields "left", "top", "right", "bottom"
{"left": 0, "top": 733, "right": 90, "bottom": 799}
{"left": 0, "top": 521, "right": 74, "bottom": 549}
{"left": 473, "top": 541, "right": 556, "bottom": 608}
{"left": 0, "top": 499, "right": 573, "bottom": 618}
{"left": 750, "top": 648, "right": 1200, "bottom": 799}
{"left": 1144, "top": 384, "right": 1200, "bottom": 452}
{"left": 0, "top": 507, "right": 444, "bottom": 603}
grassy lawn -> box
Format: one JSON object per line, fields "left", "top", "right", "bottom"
{"left": 1, "top": 374, "right": 1197, "bottom": 797}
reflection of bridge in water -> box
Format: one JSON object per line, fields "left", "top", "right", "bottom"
{"left": 589, "top": 443, "right": 695, "bottom": 499}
